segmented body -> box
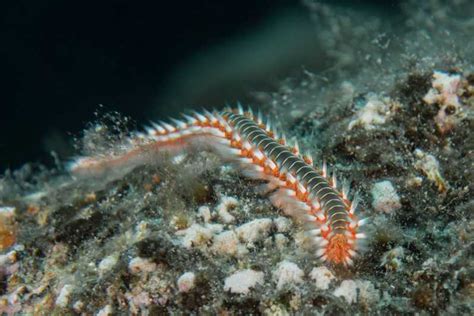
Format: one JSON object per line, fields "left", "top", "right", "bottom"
{"left": 70, "top": 107, "right": 366, "bottom": 265}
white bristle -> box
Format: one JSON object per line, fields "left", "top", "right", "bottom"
{"left": 257, "top": 111, "right": 263, "bottom": 124}
{"left": 349, "top": 195, "right": 360, "bottom": 215}
{"left": 297, "top": 182, "right": 307, "bottom": 194}
{"left": 265, "top": 119, "right": 272, "bottom": 132}
{"left": 322, "top": 160, "right": 327, "bottom": 177}
{"left": 151, "top": 122, "right": 166, "bottom": 134}
{"left": 355, "top": 233, "right": 366, "bottom": 239}
{"left": 170, "top": 118, "right": 187, "bottom": 129}
{"left": 182, "top": 114, "right": 198, "bottom": 124}
{"left": 160, "top": 121, "right": 176, "bottom": 132}
{"left": 349, "top": 220, "right": 357, "bottom": 229}
{"left": 342, "top": 180, "right": 350, "bottom": 199}
{"left": 305, "top": 214, "right": 317, "bottom": 222}
{"left": 308, "top": 229, "right": 321, "bottom": 236}
{"left": 193, "top": 111, "right": 207, "bottom": 123}
{"left": 345, "top": 257, "right": 354, "bottom": 266}
{"left": 203, "top": 109, "right": 217, "bottom": 123}
{"left": 316, "top": 248, "right": 326, "bottom": 257}
{"left": 237, "top": 103, "right": 244, "bottom": 114}
{"left": 293, "top": 139, "right": 300, "bottom": 154}
{"left": 316, "top": 213, "right": 326, "bottom": 221}
{"left": 332, "top": 172, "right": 337, "bottom": 189}
{"left": 357, "top": 218, "right": 369, "bottom": 227}
{"left": 247, "top": 107, "right": 254, "bottom": 118}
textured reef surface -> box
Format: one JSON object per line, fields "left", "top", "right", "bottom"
{"left": 1, "top": 1, "right": 473, "bottom": 315}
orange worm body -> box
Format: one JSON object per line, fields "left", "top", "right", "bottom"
{"left": 69, "top": 107, "right": 366, "bottom": 265}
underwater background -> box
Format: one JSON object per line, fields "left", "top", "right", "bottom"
{"left": 0, "top": 0, "right": 473, "bottom": 315}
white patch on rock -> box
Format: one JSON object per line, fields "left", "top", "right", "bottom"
{"left": 333, "top": 280, "right": 379, "bottom": 305}
{"left": 177, "top": 272, "right": 196, "bottom": 293}
{"left": 273, "top": 260, "right": 304, "bottom": 290}
{"left": 212, "top": 230, "right": 239, "bottom": 256}
{"left": 414, "top": 149, "right": 448, "bottom": 192}
{"left": 309, "top": 266, "right": 335, "bottom": 290}
{"left": 423, "top": 71, "right": 461, "bottom": 108}
{"left": 235, "top": 218, "right": 273, "bottom": 244}
{"left": 274, "top": 216, "right": 292, "bottom": 233}
{"left": 348, "top": 97, "right": 398, "bottom": 130}
{"left": 216, "top": 196, "right": 238, "bottom": 224}
{"left": 333, "top": 280, "right": 358, "bottom": 304}
{"left": 98, "top": 255, "right": 118, "bottom": 276}
{"left": 371, "top": 180, "right": 401, "bottom": 214}
{"left": 56, "top": 284, "right": 74, "bottom": 308}
{"left": 224, "top": 269, "right": 264, "bottom": 295}
{"left": 128, "top": 257, "right": 157, "bottom": 274}
{"left": 274, "top": 233, "right": 289, "bottom": 250}
{"left": 197, "top": 206, "right": 212, "bottom": 223}
{"left": 176, "top": 223, "right": 223, "bottom": 249}
{"left": 96, "top": 304, "right": 113, "bottom": 316}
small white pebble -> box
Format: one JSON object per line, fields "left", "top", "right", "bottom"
{"left": 98, "top": 255, "right": 118, "bottom": 276}
{"left": 96, "top": 304, "right": 113, "bottom": 316}
{"left": 73, "top": 300, "right": 84, "bottom": 313}
{"left": 273, "top": 260, "right": 304, "bottom": 290}
{"left": 216, "top": 196, "right": 238, "bottom": 224}
{"left": 177, "top": 223, "right": 217, "bottom": 249}
{"left": 371, "top": 180, "right": 401, "bottom": 214}
{"left": 177, "top": 272, "right": 196, "bottom": 293}
{"left": 310, "top": 266, "right": 335, "bottom": 290}
{"left": 274, "top": 233, "right": 288, "bottom": 250}
{"left": 348, "top": 97, "right": 391, "bottom": 130}
{"left": 128, "top": 257, "right": 157, "bottom": 274}
{"left": 224, "top": 269, "right": 264, "bottom": 295}
{"left": 212, "top": 230, "right": 239, "bottom": 256}
{"left": 55, "top": 284, "right": 74, "bottom": 308}
{"left": 197, "top": 206, "right": 212, "bottom": 223}
{"left": 274, "top": 217, "right": 292, "bottom": 233}
{"left": 236, "top": 218, "right": 273, "bottom": 244}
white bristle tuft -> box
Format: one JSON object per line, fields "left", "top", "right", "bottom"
{"left": 305, "top": 214, "right": 317, "bottom": 222}
{"left": 357, "top": 218, "right": 369, "bottom": 227}
{"left": 355, "top": 233, "right": 366, "bottom": 239}
{"left": 151, "top": 122, "right": 166, "bottom": 134}
{"left": 237, "top": 103, "right": 244, "bottom": 114}
{"left": 349, "top": 220, "right": 357, "bottom": 229}
{"left": 322, "top": 160, "right": 327, "bottom": 177}
{"left": 316, "top": 212, "right": 326, "bottom": 222}
{"left": 182, "top": 114, "right": 198, "bottom": 124}
{"left": 170, "top": 118, "right": 187, "bottom": 129}
{"left": 342, "top": 180, "right": 350, "bottom": 199}
{"left": 345, "top": 257, "right": 354, "bottom": 266}
{"left": 257, "top": 111, "right": 263, "bottom": 124}
{"left": 332, "top": 172, "right": 337, "bottom": 189}
{"left": 265, "top": 119, "right": 272, "bottom": 132}
{"left": 308, "top": 229, "right": 321, "bottom": 236}
{"left": 192, "top": 111, "right": 207, "bottom": 123}
{"left": 349, "top": 194, "right": 360, "bottom": 215}
{"left": 160, "top": 121, "right": 176, "bottom": 132}
{"left": 348, "top": 249, "right": 357, "bottom": 257}
{"left": 293, "top": 140, "right": 300, "bottom": 154}
{"left": 316, "top": 248, "right": 326, "bottom": 257}
{"left": 247, "top": 106, "right": 254, "bottom": 118}
{"left": 203, "top": 109, "right": 218, "bottom": 123}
